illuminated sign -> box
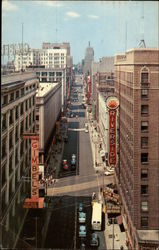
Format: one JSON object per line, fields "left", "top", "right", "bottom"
{"left": 106, "top": 97, "right": 119, "bottom": 167}
{"left": 31, "top": 140, "right": 39, "bottom": 199}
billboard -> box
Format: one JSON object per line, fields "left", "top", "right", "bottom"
{"left": 106, "top": 96, "right": 119, "bottom": 167}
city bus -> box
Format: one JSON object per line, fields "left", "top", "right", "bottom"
{"left": 91, "top": 202, "right": 102, "bottom": 231}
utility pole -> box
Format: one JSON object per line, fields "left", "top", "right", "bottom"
{"left": 22, "top": 23, "right": 24, "bottom": 72}
{"left": 112, "top": 217, "right": 114, "bottom": 250}
{"left": 35, "top": 217, "right": 37, "bottom": 249}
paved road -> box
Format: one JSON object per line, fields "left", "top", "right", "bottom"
{"left": 16, "top": 76, "right": 110, "bottom": 249}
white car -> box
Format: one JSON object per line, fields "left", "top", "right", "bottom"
{"left": 104, "top": 171, "right": 114, "bottom": 176}
{"left": 85, "top": 129, "right": 89, "bottom": 133}
{"left": 79, "top": 225, "right": 86, "bottom": 237}
{"left": 79, "top": 212, "right": 86, "bottom": 223}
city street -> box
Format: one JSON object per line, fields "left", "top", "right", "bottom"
{"left": 15, "top": 77, "right": 113, "bottom": 249}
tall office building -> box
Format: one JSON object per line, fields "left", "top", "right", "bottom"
{"left": 114, "top": 48, "right": 159, "bottom": 249}
{"left": 1, "top": 72, "right": 38, "bottom": 248}
{"left": 83, "top": 41, "right": 94, "bottom": 77}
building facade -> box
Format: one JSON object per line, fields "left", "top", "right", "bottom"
{"left": 35, "top": 68, "right": 66, "bottom": 112}
{"left": 114, "top": 49, "right": 159, "bottom": 249}
{"left": 35, "top": 82, "right": 62, "bottom": 164}
{"left": 1, "top": 72, "right": 38, "bottom": 248}
{"left": 14, "top": 48, "right": 67, "bottom": 72}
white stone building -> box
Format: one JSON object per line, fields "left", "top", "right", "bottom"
{"left": 35, "top": 82, "right": 62, "bottom": 164}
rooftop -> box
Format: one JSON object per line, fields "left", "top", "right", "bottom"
{"left": 1, "top": 71, "right": 37, "bottom": 86}
{"left": 36, "top": 82, "right": 60, "bottom": 97}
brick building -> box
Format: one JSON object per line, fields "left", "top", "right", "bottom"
{"left": 114, "top": 48, "right": 159, "bottom": 249}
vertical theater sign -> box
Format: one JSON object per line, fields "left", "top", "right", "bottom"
{"left": 23, "top": 133, "right": 44, "bottom": 208}
{"left": 106, "top": 96, "right": 119, "bottom": 167}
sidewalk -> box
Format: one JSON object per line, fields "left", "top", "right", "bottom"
{"left": 86, "top": 110, "right": 128, "bottom": 250}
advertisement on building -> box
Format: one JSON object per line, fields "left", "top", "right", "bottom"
{"left": 106, "top": 96, "right": 119, "bottom": 167}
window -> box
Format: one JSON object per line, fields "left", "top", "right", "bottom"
{"left": 15, "top": 126, "right": 19, "bottom": 141}
{"left": 141, "top": 169, "right": 148, "bottom": 179}
{"left": 141, "top": 217, "right": 148, "bottom": 227}
{"left": 2, "top": 139, "right": 6, "bottom": 158}
{"left": 141, "top": 72, "right": 148, "bottom": 84}
{"left": 141, "top": 105, "right": 148, "bottom": 115}
{"left": 16, "top": 90, "right": 19, "bottom": 99}
{"left": 29, "top": 98, "right": 31, "bottom": 108}
{"left": 20, "top": 142, "right": 23, "bottom": 157}
{"left": 36, "top": 115, "right": 39, "bottom": 121}
{"left": 56, "top": 72, "right": 62, "bottom": 77}
{"left": 41, "top": 72, "right": 47, "bottom": 76}
{"left": 16, "top": 106, "right": 19, "bottom": 120}
{"left": 141, "top": 121, "right": 148, "bottom": 132}
{"left": 9, "top": 155, "right": 13, "bottom": 175}
{"left": 29, "top": 113, "right": 31, "bottom": 126}
{"left": 20, "top": 103, "right": 24, "bottom": 115}
{"left": 141, "top": 185, "right": 148, "bottom": 195}
{"left": 141, "top": 201, "right": 148, "bottom": 212}
{"left": 141, "top": 89, "right": 148, "bottom": 98}
{"left": 25, "top": 100, "right": 28, "bottom": 111}
{"left": 141, "top": 153, "right": 148, "bottom": 163}
{"left": 141, "top": 137, "right": 148, "bottom": 148}
{"left": 49, "top": 72, "right": 54, "bottom": 76}
{"left": 21, "top": 88, "right": 24, "bottom": 96}
{"left": 2, "top": 95, "right": 8, "bottom": 106}
{"left": 10, "top": 93, "right": 14, "bottom": 102}
{"left": 9, "top": 132, "right": 13, "bottom": 149}
{"left": 20, "top": 121, "right": 24, "bottom": 136}
{"left": 25, "top": 116, "right": 28, "bottom": 130}
{"left": 9, "top": 110, "right": 13, "bottom": 125}
{"left": 15, "top": 147, "right": 19, "bottom": 164}
{"left": 2, "top": 114, "right": 7, "bottom": 131}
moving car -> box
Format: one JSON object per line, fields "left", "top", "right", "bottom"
{"left": 90, "top": 233, "right": 99, "bottom": 247}
{"left": 79, "top": 212, "right": 86, "bottom": 223}
{"left": 104, "top": 171, "right": 114, "bottom": 176}
{"left": 71, "top": 154, "right": 76, "bottom": 169}
{"left": 79, "top": 225, "right": 86, "bottom": 237}
{"left": 78, "top": 203, "right": 83, "bottom": 212}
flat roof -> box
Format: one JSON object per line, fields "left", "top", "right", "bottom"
{"left": 36, "top": 82, "right": 60, "bottom": 97}
{"left": 1, "top": 72, "right": 37, "bottom": 86}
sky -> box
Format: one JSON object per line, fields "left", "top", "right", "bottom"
{"left": 2, "top": 0, "right": 159, "bottom": 64}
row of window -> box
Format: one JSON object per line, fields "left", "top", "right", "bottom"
{"left": 2, "top": 122, "right": 35, "bottom": 160}
{"left": 2, "top": 86, "right": 35, "bottom": 107}
{"left": 39, "top": 72, "right": 63, "bottom": 77}
{"left": 2, "top": 97, "right": 35, "bottom": 131}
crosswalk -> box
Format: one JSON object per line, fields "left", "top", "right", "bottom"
{"left": 47, "top": 180, "right": 98, "bottom": 196}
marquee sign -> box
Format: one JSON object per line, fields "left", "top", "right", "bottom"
{"left": 106, "top": 97, "right": 119, "bottom": 167}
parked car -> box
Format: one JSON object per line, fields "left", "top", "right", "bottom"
{"left": 79, "top": 225, "right": 86, "bottom": 237}
{"left": 78, "top": 203, "right": 83, "bottom": 212}
{"left": 90, "top": 233, "right": 99, "bottom": 247}
{"left": 62, "top": 159, "right": 69, "bottom": 170}
{"left": 79, "top": 212, "right": 86, "bottom": 223}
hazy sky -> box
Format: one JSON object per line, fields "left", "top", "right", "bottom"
{"left": 2, "top": 0, "right": 159, "bottom": 64}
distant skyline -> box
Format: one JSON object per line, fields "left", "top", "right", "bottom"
{"left": 2, "top": 0, "right": 159, "bottom": 64}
